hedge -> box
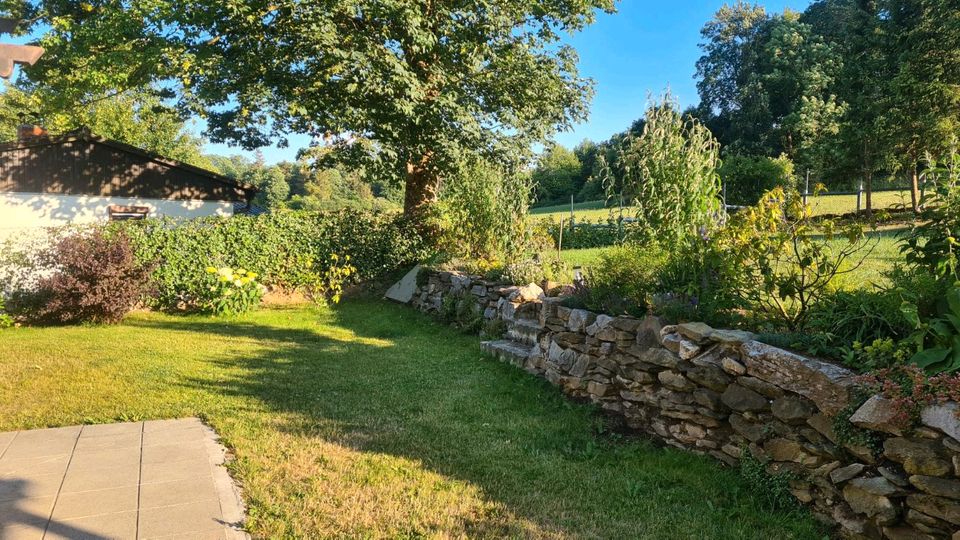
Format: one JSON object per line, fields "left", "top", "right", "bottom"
{"left": 111, "top": 209, "right": 429, "bottom": 308}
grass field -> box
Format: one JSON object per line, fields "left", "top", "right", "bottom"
{"left": 558, "top": 230, "right": 905, "bottom": 289}
{"left": 531, "top": 191, "right": 912, "bottom": 223}
{"left": 0, "top": 301, "right": 821, "bottom": 538}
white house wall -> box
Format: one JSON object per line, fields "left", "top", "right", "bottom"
{"left": 0, "top": 192, "right": 234, "bottom": 240}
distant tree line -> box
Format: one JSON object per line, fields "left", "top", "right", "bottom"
{"left": 533, "top": 0, "right": 960, "bottom": 213}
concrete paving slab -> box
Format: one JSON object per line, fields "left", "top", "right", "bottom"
{"left": 0, "top": 418, "right": 248, "bottom": 539}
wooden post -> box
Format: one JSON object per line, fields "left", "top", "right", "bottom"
{"left": 856, "top": 181, "right": 864, "bottom": 214}
{"left": 803, "top": 170, "right": 810, "bottom": 206}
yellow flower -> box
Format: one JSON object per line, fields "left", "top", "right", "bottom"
{"left": 345, "top": 255, "right": 351, "bottom": 261}
{"left": 217, "top": 267, "right": 233, "bottom": 277}
{"left": 240, "top": 277, "right": 251, "bottom": 285}
{"left": 233, "top": 279, "right": 243, "bottom": 287}
{"left": 246, "top": 272, "right": 257, "bottom": 279}
{"left": 205, "top": 266, "right": 217, "bottom": 274}
{"left": 236, "top": 268, "right": 247, "bottom": 275}
{"left": 218, "top": 276, "right": 230, "bottom": 282}
{"left": 330, "top": 254, "right": 339, "bottom": 261}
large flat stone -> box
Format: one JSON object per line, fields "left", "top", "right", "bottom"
{"left": 920, "top": 402, "right": 960, "bottom": 441}
{"left": 740, "top": 340, "right": 855, "bottom": 415}
{"left": 384, "top": 265, "right": 421, "bottom": 304}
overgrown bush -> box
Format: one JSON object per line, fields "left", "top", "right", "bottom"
{"left": 719, "top": 187, "right": 874, "bottom": 330}
{"left": 719, "top": 154, "right": 795, "bottom": 206}
{"left": 15, "top": 229, "right": 153, "bottom": 324}
{"left": 434, "top": 157, "right": 534, "bottom": 264}
{"left": 113, "top": 209, "right": 427, "bottom": 310}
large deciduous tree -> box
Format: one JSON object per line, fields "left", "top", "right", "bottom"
{"left": 10, "top": 0, "right": 615, "bottom": 221}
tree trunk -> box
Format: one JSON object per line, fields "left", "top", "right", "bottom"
{"left": 910, "top": 161, "right": 920, "bottom": 213}
{"left": 864, "top": 168, "right": 873, "bottom": 218}
{"left": 403, "top": 158, "right": 441, "bottom": 220}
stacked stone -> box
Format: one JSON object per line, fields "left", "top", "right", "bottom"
{"left": 406, "top": 269, "right": 960, "bottom": 539}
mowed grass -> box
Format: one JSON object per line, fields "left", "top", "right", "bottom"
{"left": 0, "top": 301, "right": 822, "bottom": 539}
{"left": 531, "top": 191, "right": 912, "bottom": 223}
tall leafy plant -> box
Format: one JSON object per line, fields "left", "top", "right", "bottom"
{"left": 720, "top": 187, "right": 874, "bottom": 330}
{"left": 606, "top": 94, "right": 723, "bottom": 244}
{"left": 435, "top": 158, "right": 534, "bottom": 263}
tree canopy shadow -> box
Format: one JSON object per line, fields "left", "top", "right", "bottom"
{"left": 124, "top": 302, "right": 821, "bottom": 538}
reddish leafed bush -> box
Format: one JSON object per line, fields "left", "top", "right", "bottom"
{"left": 26, "top": 229, "right": 154, "bottom": 324}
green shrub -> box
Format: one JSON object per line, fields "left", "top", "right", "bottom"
{"left": 719, "top": 154, "right": 796, "bottom": 206}
{"left": 0, "top": 297, "right": 12, "bottom": 328}
{"left": 435, "top": 158, "right": 534, "bottom": 263}
{"left": 738, "top": 450, "right": 799, "bottom": 512}
{"left": 199, "top": 266, "right": 264, "bottom": 316}
{"left": 718, "top": 187, "right": 874, "bottom": 331}
{"left": 113, "top": 209, "right": 428, "bottom": 310}
{"left": 574, "top": 244, "right": 667, "bottom": 316}
{"left": 807, "top": 289, "right": 912, "bottom": 349}
{"left": 653, "top": 237, "right": 744, "bottom": 327}
{"left": 900, "top": 148, "right": 960, "bottom": 281}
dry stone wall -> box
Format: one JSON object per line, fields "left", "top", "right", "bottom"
{"left": 407, "top": 269, "right": 960, "bottom": 539}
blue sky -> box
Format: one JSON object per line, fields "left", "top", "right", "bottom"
{"left": 180, "top": 1, "right": 810, "bottom": 162}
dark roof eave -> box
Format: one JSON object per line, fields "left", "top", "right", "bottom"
{"left": 0, "top": 130, "right": 260, "bottom": 197}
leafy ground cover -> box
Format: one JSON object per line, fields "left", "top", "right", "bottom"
{"left": 531, "top": 191, "right": 912, "bottom": 223}
{"left": 0, "top": 300, "right": 821, "bottom": 539}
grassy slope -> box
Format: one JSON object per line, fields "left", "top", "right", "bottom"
{"left": 531, "top": 191, "right": 912, "bottom": 222}
{"left": 0, "top": 301, "right": 820, "bottom": 539}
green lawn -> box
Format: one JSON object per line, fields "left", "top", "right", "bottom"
{"left": 531, "top": 191, "right": 912, "bottom": 223}
{"left": 0, "top": 301, "right": 821, "bottom": 539}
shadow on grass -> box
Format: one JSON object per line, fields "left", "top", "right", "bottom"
{"left": 125, "top": 301, "right": 823, "bottom": 538}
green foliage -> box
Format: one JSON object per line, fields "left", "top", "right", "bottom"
{"left": 720, "top": 154, "right": 796, "bottom": 206}
{"left": 199, "top": 266, "right": 264, "bottom": 316}
{"left": 0, "top": 86, "right": 215, "bottom": 170}
{"left": 608, "top": 94, "right": 723, "bottom": 244}
{"left": 652, "top": 238, "right": 742, "bottom": 327}
{"left": 738, "top": 450, "right": 798, "bottom": 512}
{"left": 112, "top": 210, "right": 428, "bottom": 310}
{"left": 533, "top": 145, "right": 583, "bottom": 205}
{"left": 0, "top": 297, "right": 13, "bottom": 328}
{"left": 720, "top": 187, "right": 874, "bottom": 330}
{"left": 832, "top": 391, "right": 885, "bottom": 456}
{"left": 435, "top": 158, "right": 534, "bottom": 263}
{"left": 22, "top": 0, "right": 615, "bottom": 219}
{"left": 574, "top": 244, "right": 668, "bottom": 316}
{"left": 901, "top": 286, "right": 960, "bottom": 373}
{"left": 901, "top": 147, "right": 960, "bottom": 281}
{"left": 439, "top": 291, "right": 483, "bottom": 334}
{"left": 806, "top": 288, "right": 913, "bottom": 358}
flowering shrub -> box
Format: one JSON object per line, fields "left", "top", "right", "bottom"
{"left": 857, "top": 365, "right": 960, "bottom": 427}
{"left": 303, "top": 254, "right": 356, "bottom": 305}
{"left": 200, "top": 267, "right": 264, "bottom": 316}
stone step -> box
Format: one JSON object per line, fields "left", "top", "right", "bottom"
{"left": 506, "top": 318, "right": 542, "bottom": 346}
{"left": 481, "top": 339, "right": 535, "bottom": 367}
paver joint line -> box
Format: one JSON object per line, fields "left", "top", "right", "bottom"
{"left": 0, "top": 418, "right": 248, "bottom": 540}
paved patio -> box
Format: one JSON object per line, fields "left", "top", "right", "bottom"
{"left": 0, "top": 418, "right": 246, "bottom": 540}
